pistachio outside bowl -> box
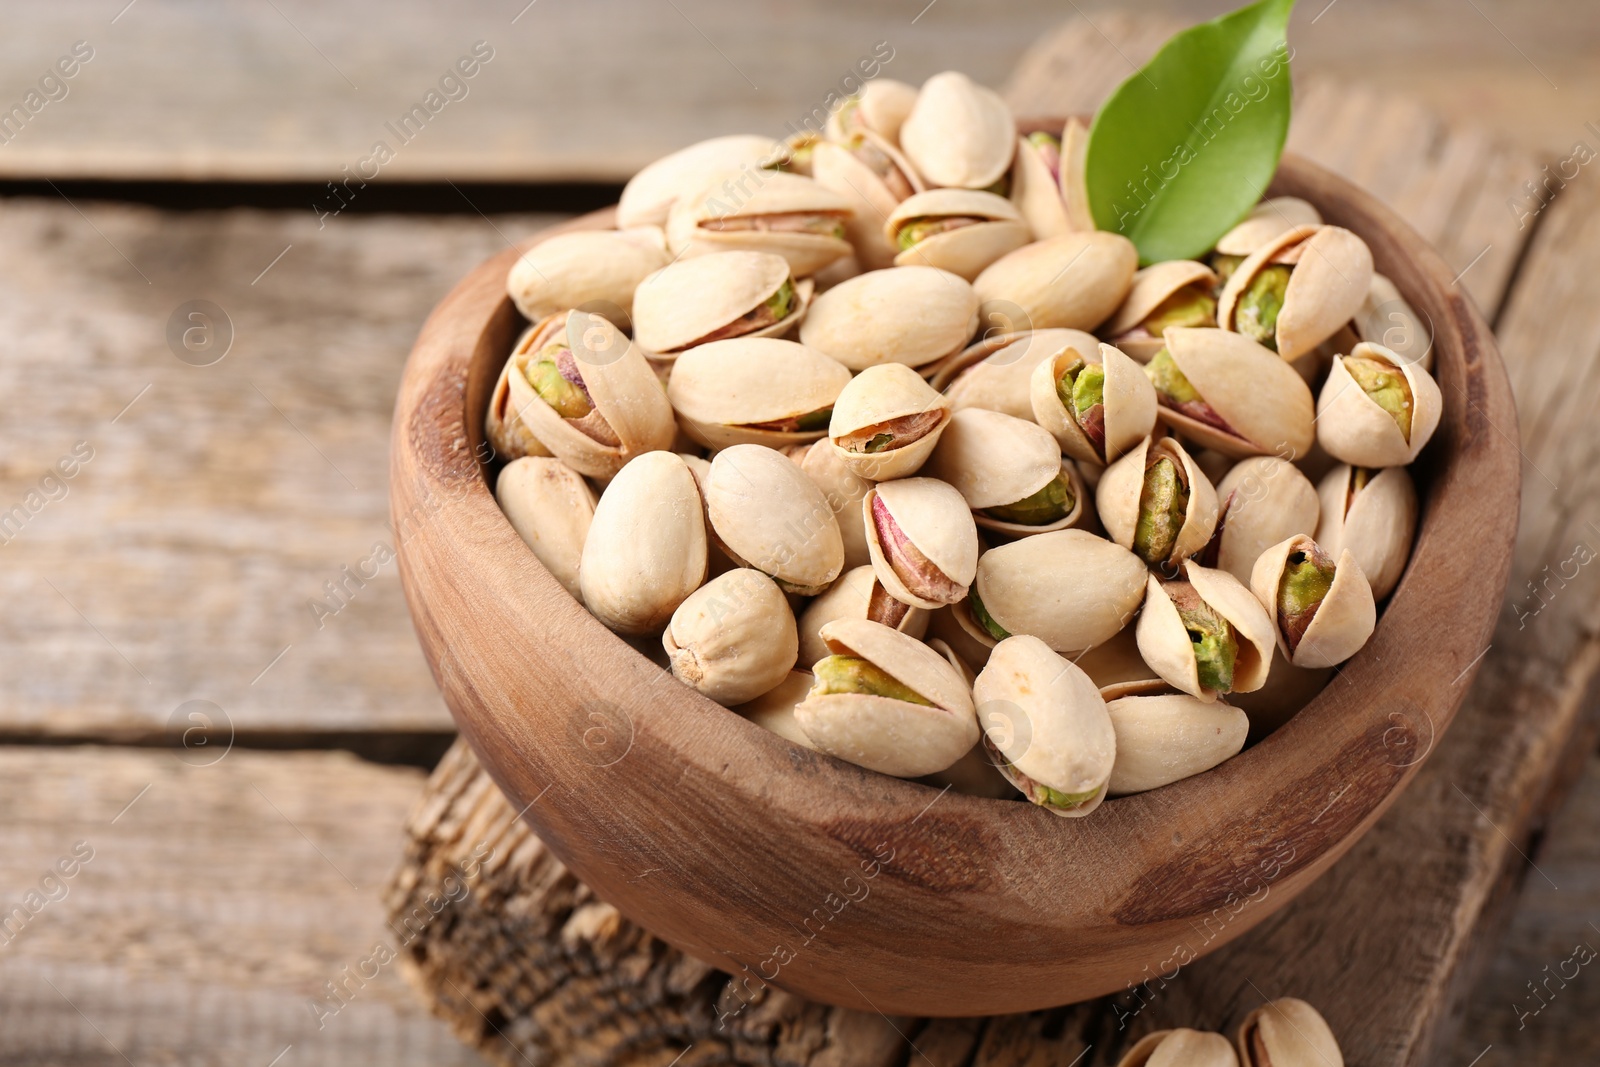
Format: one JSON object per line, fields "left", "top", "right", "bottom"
{"left": 390, "top": 144, "right": 1519, "bottom": 1017}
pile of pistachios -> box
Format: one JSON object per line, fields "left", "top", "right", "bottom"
{"left": 488, "top": 71, "right": 1440, "bottom": 816}
{"left": 1116, "top": 997, "right": 1345, "bottom": 1067}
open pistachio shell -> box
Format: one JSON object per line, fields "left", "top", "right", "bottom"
{"left": 633, "top": 251, "right": 812, "bottom": 356}
{"left": 922, "top": 407, "right": 1084, "bottom": 535}
{"left": 974, "top": 635, "right": 1114, "bottom": 818}
{"left": 800, "top": 265, "right": 980, "bottom": 370}
{"left": 1117, "top": 1028, "right": 1240, "bottom": 1067}
{"left": 705, "top": 444, "right": 845, "bottom": 596}
{"left": 825, "top": 78, "right": 919, "bottom": 144}
{"left": 886, "top": 189, "right": 1031, "bottom": 281}
{"left": 935, "top": 328, "right": 1101, "bottom": 420}
{"left": 828, "top": 363, "right": 951, "bottom": 481}
{"left": 969, "top": 530, "right": 1148, "bottom": 654}
{"left": 507, "top": 227, "right": 670, "bottom": 329}
{"left": 1156, "top": 327, "right": 1316, "bottom": 459}
{"left": 898, "top": 71, "right": 1015, "bottom": 190}
{"left": 1213, "top": 197, "right": 1323, "bottom": 257}
{"left": 1058, "top": 119, "right": 1094, "bottom": 231}
{"left": 1098, "top": 435, "right": 1219, "bottom": 568}
{"left": 1251, "top": 535, "right": 1376, "bottom": 669}
{"left": 664, "top": 568, "right": 798, "bottom": 705}
{"left": 1102, "top": 679, "right": 1249, "bottom": 796}
{"left": 795, "top": 439, "right": 874, "bottom": 568}
{"left": 811, "top": 132, "right": 925, "bottom": 270}
{"left": 863, "top": 477, "right": 979, "bottom": 610}
{"left": 486, "top": 322, "right": 557, "bottom": 461}
{"left": 1031, "top": 341, "right": 1158, "bottom": 466}
{"left": 665, "top": 170, "right": 853, "bottom": 278}
{"left": 1219, "top": 224, "right": 1374, "bottom": 361}
{"left": 617, "top": 134, "right": 784, "bottom": 229}
{"left": 666, "top": 337, "right": 850, "bottom": 450}
{"left": 1208, "top": 456, "right": 1321, "bottom": 585}
{"left": 494, "top": 457, "right": 595, "bottom": 599}
{"left": 1315, "top": 463, "right": 1416, "bottom": 600}
{"left": 1237, "top": 998, "right": 1344, "bottom": 1067}
{"left": 732, "top": 670, "right": 816, "bottom": 750}
{"left": 795, "top": 618, "right": 979, "bottom": 777}
{"left": 974, "top": 231, "right": 1138, "bottom": 332}
{"left": 1317, "top": 341, "right": 1443, "bottom": 467}
{"left": 1355, "top": 272, "right": 1432, "bottom": 371}
{"left": 579, "top": 451, "right": 707, "bottom": 634}
{"left": 1137, "top": 561, "right": 1274, "bottom": 701}
{"left": 1010, "top": 129, "right": 1071, "bottom": 240}
{"left": 797, "top": 565, "right": 930, "bottom": 668}
{"left": 1103, "top": 260, "right": 1220, "bottom": 362}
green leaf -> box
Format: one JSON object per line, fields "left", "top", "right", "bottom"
{"left": 1084, "top": 0, "right": 1296, "bottom": 265}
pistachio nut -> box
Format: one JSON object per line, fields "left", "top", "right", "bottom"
{"left": 863, "top": 476, "right": 980, "bottom": 609}
{"left": 617, "top": 134, "right": 785, "bottom": 229}
{"left": 1236, "top": 998, "right": 1344, "bottom": 1067}
{"left": 666, "top": 337, "right": 851, "bottom": 450}
{"left": 1098, "top": 435, "right": 1220, "bottom": 569}
{"left": 1203, "top": 456, "right": 1321, "bottom": 585}
{"left": 828, "top": 363, "right": 952, "bottom": 481}
{"left": 1315, "top": 463, "right": 1416, "bottom": 600}
{"left": 485, "top": 322, "right": 557, "bottom": 461}
{"left": 1075, "top": 624, "right": 1159, "bottom": 690}
{"left": 1103, "top": 260, "right": 1220, "bottom": 362}
{"left": 811, "top": 132, "right": 926, "bottom": 270}
{"left": 505, "top": 310, "right": 678, "bottom": 480}
{"left": 1008, "top": 118, "right": 1093, "bottom": 240}
{"left": 811, "top": 251, "right": 862, "bottom": 292}
{"left": 1031, "top": 341, "right": 1158, "bottom": 466}
{"left": 506, "top": 227, "right": 670, "bottom": 329}
{"left": 926, "top": 603, "right": 995, "bottom": 671}
{"left": 1218, "top": 224, "right": 1374, "bottom": 360}
{"left": 1137, "top": 561, "right": 1275, "bottom": 701}
{"left": 795, "top": 618, "right": 979, "bottom": 777}
{"left": 666, "top": 169, "right": 854, "bottom": 277}
{"left": 965, "top": 529, "right": 1148, "bottom": 654}
{"left": 704, "top": 443, "right": 846, "bottom": 596}
{"left": 797, "top": 565, "right": 930, "bottom": 668}
{"left": 494, "top": 456, "right": 596, "bottom": 599}
{"left": 633, "top": 251, "right": 814, "bottom": 357}
{"left": 732, "top": 669, "right": 816, "bottom": 750}
{"left": 579, "top": 451, "right": 707, "bottom": 634}
{"left": 826, "top": 78, "right": 919, "bottom": 143}
{"left": 897, "top": 71, "right": 1016, "bottom": 191}
{"left": 974, "top": 634, "right": 1115, "bottom": 817}
{"left": 1354, "top": 272, "right": 1432, "bottom": 371}
{"left": 794, "top": 438, "right": 874, "bottom": 567}
{"left": 1228, "top": 647, "right": 1333, "bottom": 742}
{"left": 1210, "top": 196, "right": 1323, "bottom": 289}
{"left": 1102, "top": 679, "right": 1249, "bottom": 796}
{"left": 886, "top": 189, "right": 1031, "bottom": 281}
{"left": 774, "top": 130, "right": 820, "bottom": 176}
{"left": 1251, "top": 534, "right": 1376, "bottom": 669}
{"left": 1146, "top": 327, "right": 1315, "bottom": 459}
{"left": 800, "top": 265, "right": 980, "bottom": 370}
{"left": 663, "top": 568, "right": 799, "bottom": 705}
{"left": 936, "top": 328, "right": 1101, "bottom": 420}
{"left": 1116, "top": 1028, "right": 1240, "bottom": 1067}
{"left": 923, "top": 407, "right": 1084, "bottom": 535}
{"left": 974, "top": 230, "right": 1139, "bottom": 332}
{"left": 1316, "top": 341, "right": 1442, "bottom": 467}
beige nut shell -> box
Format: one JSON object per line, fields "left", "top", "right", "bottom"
{"left": 797, "top": 565, "right": 930, "bottom": 668}
{"left": 825, "top": 78, "right": 918, "bottom": 143}
{"left": 923, "top": 407, "right": 1062, "bottom": 511}
{"left": 827, "top": 363, "right": 951, "bottom": 481}
{"left": 1212, "top": 456, "right": 1321, "bottom": 585}
{"left": 1219, "top": 223, "right": 1374, "bottom": 361}
{"left": 666, "top": 337, "right": 851, "bottom": 450}
{"left": 486, "top": 321, "right": 558, "bottom": 461}
{"left": 705, "top": 444, "right": 845, "bottom": 596}
{"left": 795, "top": 439, "right": 874, "bottom": 568}
{"left": 1031, "top": 341, "right": 1158, "bottom": 466}
{"left": 1315, "top": 463, "right": 1416, "bottom": 600}
{"left": 666, "top": 170, "right": 853, "bottom": 277}
{"left": 863, "top": 477, "right": 980, "bottom": 610}
{"left": 1160, "top": 327, "right": 1316, "bottom": 459}
{"left": 632, "top": 250, "right": 809, "bottom": 355}
{"left": 810, "top": 133, "right": 925, "bottom": 271}
{"left": 886, "top": 189, "right": 1032, "bottom": 281}
{"left": 732, "top": 670, "right": 816, "bottom": 750}
{"left": 617, "top": 134, "right": 782, "bottom": 229}
{"left": 973, "top": 530, "right": 1148, "bottom": 654}
{"left": 1355, "top": 272, "right": 1433, "bottom": 371}
{"left": 494, "top": 457, "right": 596, "bottom": 599}
{"left": 973, "top": 230, "right": 1138, "bottom": 333}
{"left": 1105, "top": 259, "right": 1219, "bottom": 338}
{"left": 664, "top": 568, "right": 798, "bottom": 705}
{"left": 506, "top": 227, "right": 670, "bottom": 329}
{"left": 897, "top": 71, "right": 1015, "bottom": 190}
{"left": 1104, "top": 682, "right": 1249, "bottom": 797}
{"left": 800, "top": 265, "right": 979, "bottom": 370}
{"left": 936, "top": 328, "right": 1101, "bottom": 420}
{"left": 1316, "top": 342, "right": 1443, "bottom": 467}
{"left": 1097, "top": 435, "right": 1219, "bottom": 567}
{"left": 1236, "top": 998, "right": 1344, "bottom": 1067}
{"left": 1213, "top": 196, "right": 1322, "bottom": 257}
{"left": 1250, "top": 535, "right": 1377, "bottom": 669}
{"left": 1137, "top": 561, "right": 1275, "bottom": 700}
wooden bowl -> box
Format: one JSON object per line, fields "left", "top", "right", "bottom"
{"left": 390, "top": 150, "right": 1518, "bottom": 1017}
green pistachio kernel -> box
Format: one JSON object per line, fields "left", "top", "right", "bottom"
{"left": 766, "top": 278, "right": 796, "bottom": 321}
{"left": 1144, "top": 348, "right": 1201, "bottom": 406}
{"left": 895, "top": 218, "right": 940, "bottom": 251}
{"left": 1072, "top": 362, "right": 1105, "bottom": 417}
{"left": 525, "top": 356, "right": 591, "bottom": 419}
{"left": 792, "top": 405, "right": 833, "bottom": 432}
{"left": 969, "top": 590, "right": 1010, "bottom": 641}
{"left": 1054, "top": 353, "right": 1087, "bottom": 410}
{"left": 1033, "top": 781, "right": 1101, "bottom": 811}
{"left": 862, "top": 432, "right": 895, "bottom": 453}
{"left": 1026, "top": 131, "right": 1062, "bottom": 152}
{"left": 1143, "top": 286, "right": 1217, "bottom": 335}
{"left": 981, "top": 173, "right": 1012, "bottom": 197}
{"left": 1279, "top": 551, "right": 1336, "bottom": 619}
{"left": 1342, "top": 355, "right": 1414, "bottom": 440}
{"left": 1235, "top": 265, "right": 1291, "bottom": 350}
{"left": 1133, "top": 457, "right": 1188, "bottom": 565}
{"left": 811, "top": 655, "right": 932, "bottom": 704}
{"left": 985, "top": 473, "right": 1074, "bottom": 527}
{"left": 1209, "top": 253, "right": 1245, "bottom": 289}
{"left": 1177, "top": 597, "right": 1237, "bottom": 694}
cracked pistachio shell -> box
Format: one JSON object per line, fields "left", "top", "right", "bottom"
{"left": 1098, "top": 435, "right": 1219, "bottom": 568}
{"left": 923, "top": 407, "right": 1084, "bottom": 535}
{"left": 1355, "top": 272, "right": 1432, "bottom": 371}
{"left": 795, "top": 618, "right": 979, "bottom": 777}
{"left": 863, "top": 477, "right": 980, "bottom": 609}
{"left": 1317, "top": 342, "right": 1443, "bottom": 467}
{"left": 1117, "top": 1029, "right": 1240, "bottom": 1067}
{"left": 579, "top": 452, "right": 707, "bottom": 634}
{"left": 665, "top": 170, "right": 853, "bottom": 277}
{"left": 935, "top": 328, "right": 1100, "bottom": 420}
{"left": 1137, "top": 561, "right": 1275, "bottom": 701}
{"left": 1237, "top": 998, "right": 1344, "bottom": 1067}
{"left": 705, "top": 444, "right": 845, "bottom": 596}
{"left": 811, "top": 133, "right": 926, "bottom": 271}
{"left": 826, "top": 78, "right": 919, "bottom": 143}
{"left": 1251, "top": 535, "right": 1376, "bottom": 669}
{"left": 1158, "top": 327, "right": 1316, "bottom": 459}
{"left": 1315, "top": 463, "right": 1416, "bottom": 600}
{"left": 795, "top": 439, "right": 874, "bottom": 568}
{"left": 486, "top": 322, "right": 557, "bottom": 461}
{"left": 633, "top": 251, "right": 813, "bottom": 356}
{"left": 886, "top": 189, "right": 1031, "bottom": 281}
{"left": 1031, "top": 341, "right": 1158, "bottom": 465}
{"left": 1219, "top": 224, "right": 1374, "bottom": 361}
{"left": 1102, "top": 679, "right": 1249, "bottom": 796}
{"left": 970, "top": 530, "right": 1148, "bottom": 654}
{"left": 898, "top": 71, "right": 1016, "bottom": 190}
{"left": 797, "top": 565, "right": 930, "bottom": 668}
{"left": 617, "top": 135, "right": 784, "bottom": 228}
{"left": 800, "top": 266, "right": 979, "bottom": 370}
{"left": 667, "top": 338, "right": 850, "bottom": 450}
{"left": 494, "top": 457, "right": 595, "bottom": 599}
{"left": 974, "top": 635, "right": 1114, "bottom": 817}
{"left": 1103, "top": 260, "right": 1220, "bottom": 362}
{"left": 827, "top": 363, "right": 951, "bottom": 481}
{"left": 506, "top": 227, "right": 670, "bottom": 329}
{"left": 733, "top": 670, "right": 817, "bottom": 750}
{"left": 1213, "top": 197, "right": 1323, "bottom": 257}
{"left": 664, "top": 568, "right": 799, "bottom": 705}
{"left": 507, "top": 311, "right": 679, "bottom": 480}
{"left": 1211, "top": 456, "right": 1321, "bottom": 586}
{"left": 1009, "top": 119, "right": 1091, "bottom": 240}
{"left": 974, "top": 231, "right": 1139, "bottom": 332}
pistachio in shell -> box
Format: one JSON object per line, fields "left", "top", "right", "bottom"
{"left": 797, "top": 565, "right": 930, "bottom": 668}
{"left": 1008, "top": 119, "right": 1093, "bottom": 239}
{"left": 1203, "top": 456, "right": 1321, "bottom": 585}
{"left": 1218, "top": 224, "right": 1374, "bottom": 361}
{"left": 1145, "top": 327, "right": 1316, "bottom": 459}
{"left": 793, "top": 438, "right": 874, "bottom": 568}
{"left": 886, "top": 189, "right": 1031, "bottom": 281}
{"left": 1102, "top": 260, "right": 1219, "bottom": 362}
{"left": 1316, "top": 341, "right": 1442, "bottom": 467}
{"left": 825, "top": 78, "right": 919, "bottom": 144}
{"left": 486, "top": 322, "right": 557, "bottom": 461}
{"left": 800, "top": 265, "right": 980, "bottom": 370}
{"left": 494, "top": 456, "right": 596, "bottom": 599}
{"left": 1116, "top": 1028, "right": 1240, "bottom": 1067}
{"left": 1236, "top": 998, "right": 1344, "bottom": 1067}
{"left": 1315, "top": 463, "right": 1416, "bottom": 600}
{"left": 1136, "top": 561, "right": 1275, "bottom": 701}
{"left": 966, "top": 529, "right": 1148, "bottom": 654}
{"left": 666, "top": 337, "right": 851, "bottom": 450}
{"left": 1102, "top": 679, "right": 1248, "bottom": 796}
{"left": 897, "top": 71, "right": 1015, "bottom": 191}
{"left": 811, "top": 132, "right": 925, "bottom": 270}
{"left": 506, "top": 227, "right": 670, "bottom": 329}
{"left": 974, "top": 634, "right": 1115, "bottom": 817}
{"left": 1098, "top": 435, "right": 1219, "bottom": 569}
{"left": 922, "top": 407, "right": 1084, "bottom": 535}
{"left": 704, "top": 443, "right": 845, "bottom": 596}
{"left": 1354, "top": 272, "right": 1432, "bottom": 371}
{"left": 828, "top": 363, "right": 951, "bottom": 481}
{"left": 795, "top": 618, "right": 979, "bottom": 777}
{"left": 664, "top": 568, "right": 799, "bottom": 705}
{"left": 617, "top": 134, "right": 784, "bottom": 229}
{"left": 863, "top": 477, "right": 979, "bottom": 610}
{"left": 973, "top": 230, "right": 1139, "bottom": 333}
{"left": 1030, "top": 341, "right": 1158, "bottom": 466}
{"left": 1210, "top": 196, "right": 1323, "bottom": 290}
{"left": 935, "top": 328, "right": 1101, "bottom": 420}
{"left": 579, "top": 451, "right": 707, "bottom": 634}
{"left": 732, "top": 670, "right": 816, "bottom": 750}
{"left": 633, "top": 250, "right": 813, "bottom": 357}
{"left": 1251, "top": 534, "right": 1376, "bottom": 669}
{"left": 665, "top": 170, "right": 853, "bottom": 277}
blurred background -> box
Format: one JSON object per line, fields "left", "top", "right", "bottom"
{"left": 0, "top": 1, "right": 1595, "bottom": 1064}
